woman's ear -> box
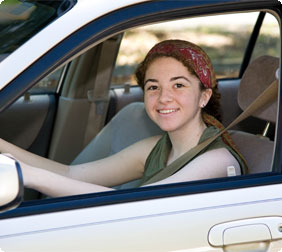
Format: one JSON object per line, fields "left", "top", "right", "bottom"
{"left": 200, "top": 88, "right": 212, "bottom": 108}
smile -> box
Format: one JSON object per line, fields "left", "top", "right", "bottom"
{"left": 158, "top": 109, "right": 179, "bottom": 114}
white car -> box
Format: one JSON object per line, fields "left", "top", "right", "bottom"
{"left": 0, "top": 0, "right": 281, "bottom": 251}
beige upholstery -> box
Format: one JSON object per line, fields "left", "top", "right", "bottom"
{"left": 238, "top": 55, "right": 279, "bottom": 123}
{"left": 232, "top": 55, "right": 279, "bottom": 174}
{"left": 72, "top": 102, "right": 163, "bottom": 165}
{"left": 230, "top": 131, "right": 274, "bottom": 174}
{"left": 72, "top": 102, "right": 163, "bottom": 189}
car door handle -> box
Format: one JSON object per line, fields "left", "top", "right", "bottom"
{"left": 208, "top": 217, "right": 282, "bottom": 246}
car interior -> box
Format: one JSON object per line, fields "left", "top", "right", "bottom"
{"left": 0, "top": 10, "right": 280, "bottom": 200}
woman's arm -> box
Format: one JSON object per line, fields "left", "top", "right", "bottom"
{"left": 66, "top": 136, "right": 161, "bottom": 187}
{"left": 0, "top": 138, "right": 69, "bottom": 175}
{"left": 1, "top": 136, "right": 161, "bottom": 197}
{"left": 22, "top": 162, "right": 114, "bottom": 197}
{"left": 146, "top": 148, "right": 240, "bottom": 187}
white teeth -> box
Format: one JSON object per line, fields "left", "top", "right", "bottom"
{"left": 159, "top": 109, "right": 177, "bottom": 114}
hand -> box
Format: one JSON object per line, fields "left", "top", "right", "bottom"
{"left": 3, "top": 153, "right": 33, "bottom": 188}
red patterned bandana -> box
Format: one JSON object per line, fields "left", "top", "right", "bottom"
{"left": 148, "top": 40, "right": 217, "bottom": 89}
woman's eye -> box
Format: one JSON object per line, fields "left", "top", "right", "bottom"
{"left": 174, "top": 83, "right": 184, "bottom": 88}
{"left": 147, "top": 85, "right": 158, "bottom": 91}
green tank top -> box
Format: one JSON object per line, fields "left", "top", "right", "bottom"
{"left": 139, "top": 126, "right": 247, "bottom": 186}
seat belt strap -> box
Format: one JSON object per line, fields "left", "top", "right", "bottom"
{"left": 143, "top": 78, "right": 278, "bottom": 185}
{"left": 83, "top": 39, "right": 119, "bottom": 147}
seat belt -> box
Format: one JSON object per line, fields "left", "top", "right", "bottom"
{"left": 143, "top": 76, "right": 279, "bottom": 185}
{"left": 83, "top": 38, "right": 120, "bottom": 147}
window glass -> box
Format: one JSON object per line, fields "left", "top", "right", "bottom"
{"left": 30, "top": 66, "right": 65, "bottom": 94}
{"left": 252, "top": 13, "right": 280, "bottom": 60}
{"left": 112, "top": 12, "right": 260, "bottom": 86}
{"left": 0, "top": 0, "right": 76, "bottom": 62}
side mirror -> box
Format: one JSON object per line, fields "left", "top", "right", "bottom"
{"left": 0, "top": 154, "right": 23, "bottom": 213}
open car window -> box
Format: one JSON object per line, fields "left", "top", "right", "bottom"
{"left": 0, "top": 4, "right": 280, "bottom": 202}
{"left": 252, "top": 12, "right": 280, "bottom": 60}
{"left": 1, "top": 3, "right": 282, "bottom": 250}
{"left": 1, "top": 1, "right": 282, "bottom": 250}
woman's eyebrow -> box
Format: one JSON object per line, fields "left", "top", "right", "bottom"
{"left": 144, "top": 78, "right": 158, "bottom": 85}
{"left": 170, "top": 76, "right": 190, "bottom": 82}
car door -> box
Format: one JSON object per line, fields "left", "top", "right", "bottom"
{"left": 0, "top": 67, "right": 65, "bottom": 158}
{"left": 0, "top": 0, "right": 282, "bottom": 251}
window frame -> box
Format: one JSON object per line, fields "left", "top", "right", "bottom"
{"left": 0, "top": 0, "right": 281, "bottom": 219}
{"left": 0, "top": 172, "right": 281, "bottom": 220}
{"left": 28, "top": 64, "right": 68, "bottom": 94}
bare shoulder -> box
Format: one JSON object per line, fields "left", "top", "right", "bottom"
{"left": 189, "top": 147, "right": 241, "bottom": 176}
{"left": 198, "top": 148, "right": 239, "bottom": 164}
{"left": 133, "top": 135, "right": 162, "bottom": 149}
{"left": 121, "top": 135, "right": 162, "bottom": 157}
{"left": 147, "top": 147, "right": 241, "bottom": 187}
{"left": 112, "top": 135, "right": 162, "bottom": 168}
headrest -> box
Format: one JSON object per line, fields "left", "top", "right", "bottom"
{"left": 238, "top": 55, "right": 279, "bottom": 123}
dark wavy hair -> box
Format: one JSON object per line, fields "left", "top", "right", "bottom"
{"left": 135, "top": 40, "right": 222, "bottom": 122}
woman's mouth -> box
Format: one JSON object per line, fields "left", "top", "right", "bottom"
{"left": 158, "top": 108, "right": 179, "bottom": 114}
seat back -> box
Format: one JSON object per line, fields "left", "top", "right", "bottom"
{"left": 230, "top": 55, "right": 279, "bottom": 174}
{"left": 72, "top": 102, "right": 163, "bottom": 189}
{"left": 72, "top": 102, "right": 163, "bottom": 165}
{"left": 230, "top": 131, "right": 274, "bottom": 174}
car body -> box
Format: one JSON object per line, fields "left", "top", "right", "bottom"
{"left": 0, "top": 0, "right": 281, "bottom": 251}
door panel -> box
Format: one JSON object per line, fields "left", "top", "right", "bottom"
{"left": 0, "top": 94, "right": 57, "bottom": 157}
{"left": 1, "top": 184, "right": 282, "bottom": 251}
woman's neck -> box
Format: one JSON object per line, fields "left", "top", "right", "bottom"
{"left": 167, "top": 118, "right": 207, "bottom": 165}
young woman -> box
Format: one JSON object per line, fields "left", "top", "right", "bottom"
{"left": 0, "top": 40, "right": 247, "bottom": 197}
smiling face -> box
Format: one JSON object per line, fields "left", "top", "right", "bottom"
{"left": 144, "top": 57, "right": 212, "bottom": 134}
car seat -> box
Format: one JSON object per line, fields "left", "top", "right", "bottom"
{"left": 72, "top": 102, "right": 163, "bottom": 164}
{"left": 230, "top": 55, "right": 279, "bottom": 174}
{"left": 71, "top": 102, "right": 163, "bottom": 189}
{"left": 72, "top": 55, "right": 279, "bottom": 187}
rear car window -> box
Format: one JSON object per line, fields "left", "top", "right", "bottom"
{"left": 252, "top": 13, "right": 280, "bottom": 60}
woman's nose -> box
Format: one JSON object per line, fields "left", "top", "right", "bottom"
{"left": 158, "top": 88, "right": 173, "bottom": 103}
